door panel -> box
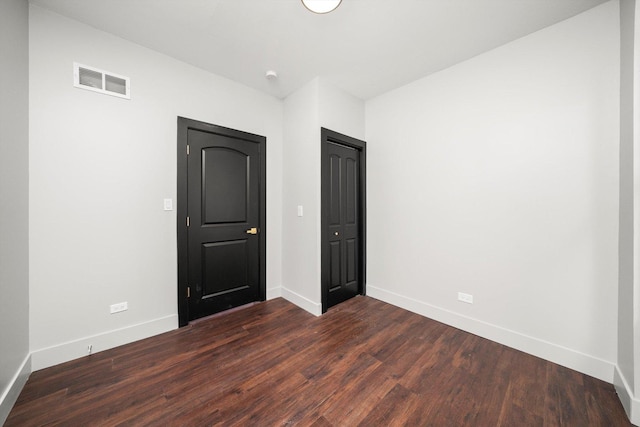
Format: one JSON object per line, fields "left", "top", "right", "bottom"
{"left": 202, "top": 147, "right": 248, "bottom": 224}
{"left": 346, "top": 238, "right": 356, "bottom": 283}
{"left": 346, "top": 158, "right": 357, "bottom": 224}
{"left": 177, "top": 117, "right": 266, "bottom": 325}
{"left": 330, "top": 155, "right": 341, "bottom": 225}
{"left": 321, "top": 128, "right": 366, "bottom": 312}
{"left": 330, "top": 241, "right": 341, "bottom": 290}
{"left": 201, "top": 240, "right": 249, "bottom": 297}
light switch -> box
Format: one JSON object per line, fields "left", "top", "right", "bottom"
{"left": 297, "top": 205, "right": 303, "bottom": 217}
{"left": 164, "top": 198, "right": 173, "bottom": 211}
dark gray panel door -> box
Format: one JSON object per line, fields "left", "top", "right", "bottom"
{"left": 322, "top": 135, "right": 363, "bottom": 311}
{"left": 186, "top": 127, "right": 262, "bottom": 320}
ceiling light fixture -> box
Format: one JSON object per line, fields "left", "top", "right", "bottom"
{"left": 301, "top": 0, "right": 342, "bottom": 14}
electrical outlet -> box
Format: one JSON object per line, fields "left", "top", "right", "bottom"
{"left": 110, "top": 302, "right": 128, "bottom": 314}
{"left": 457, "top": 292, "right": 473, "bottom": 304}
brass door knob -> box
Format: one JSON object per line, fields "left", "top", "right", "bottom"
{"left": 246, "top": 227, "right": 258, "bottom": 235}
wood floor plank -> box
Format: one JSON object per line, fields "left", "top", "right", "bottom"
{"left": 498, "top": 401, "right": 544, "bottom": 427}
{"left": 355, "top": 383, "right": 422, "bottom": 427}
{"left": 5, "top": 296, "right": 632, "bottom": 426}
{"left": 316, "top": 362, "right": 397, "bottom": 426}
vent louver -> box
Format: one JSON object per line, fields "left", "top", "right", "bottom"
{"left": 74, "top": 63, "right": 130, "bottom": 99}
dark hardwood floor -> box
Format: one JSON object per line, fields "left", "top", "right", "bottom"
{"left": 6, "top": 296, "right": 631, "bottom": 426}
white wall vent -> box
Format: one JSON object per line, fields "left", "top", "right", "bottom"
{"left": 73, "top": 63, "right": 130, "bottom": 99}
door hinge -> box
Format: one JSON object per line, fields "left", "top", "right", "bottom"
{"left": 186, "top": 145, "right": 190, "bottom": 155}
{"left": 187, "top": 287, "right": 190, "bottom": 298}
{"left": 186, "top": 216, "right": 190, "bottom": 227}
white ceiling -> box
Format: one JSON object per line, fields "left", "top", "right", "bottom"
{"left": 30, "top": 0, "right": 609, "bottom": 100}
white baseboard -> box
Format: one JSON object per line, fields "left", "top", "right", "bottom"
{"left": 31, "top": 314, "right": 178, "bottom": 371}
{"left": 614, "top": 365, "right": 640, "bottom": 425}
{"left": 367, "top": 285, "right": 615, "bottom": 383}
{"left": 267, "top": 286, "right": 282, "bottom": 299}
{"left": 0, "top": 353, "right": 31, "bottom": 425}
{"left": 281, "top": 287, "right": 321, "bottom": 316}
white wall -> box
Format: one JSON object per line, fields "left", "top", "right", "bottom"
{"left": 632, "top": 1, "right": 640, "bottom": 406}
{"left": 281, "top": 78, "right": 364, "bottom": 314}
{"left": 633, "top": 4, "right": 640, "bottom": 418}
{"left": 282, "top": 79, "right": 321, "bottom": 313}
{"left": 28, "top": 6, "right": 283, "bottom": 370}
{"left": 0, "top": 0, "right": 31, "bottom": 423}
{"left": 616, "top": 1, "right": 640, "bottom": 424}
{"left": 318, "top": 78, "right": 366, "bottom": 142}
{"left": 366, "top": 1, "right": 619, "bottom": 382}
{"left": 617, "top": 0, "right": 637, "bottom": 417}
